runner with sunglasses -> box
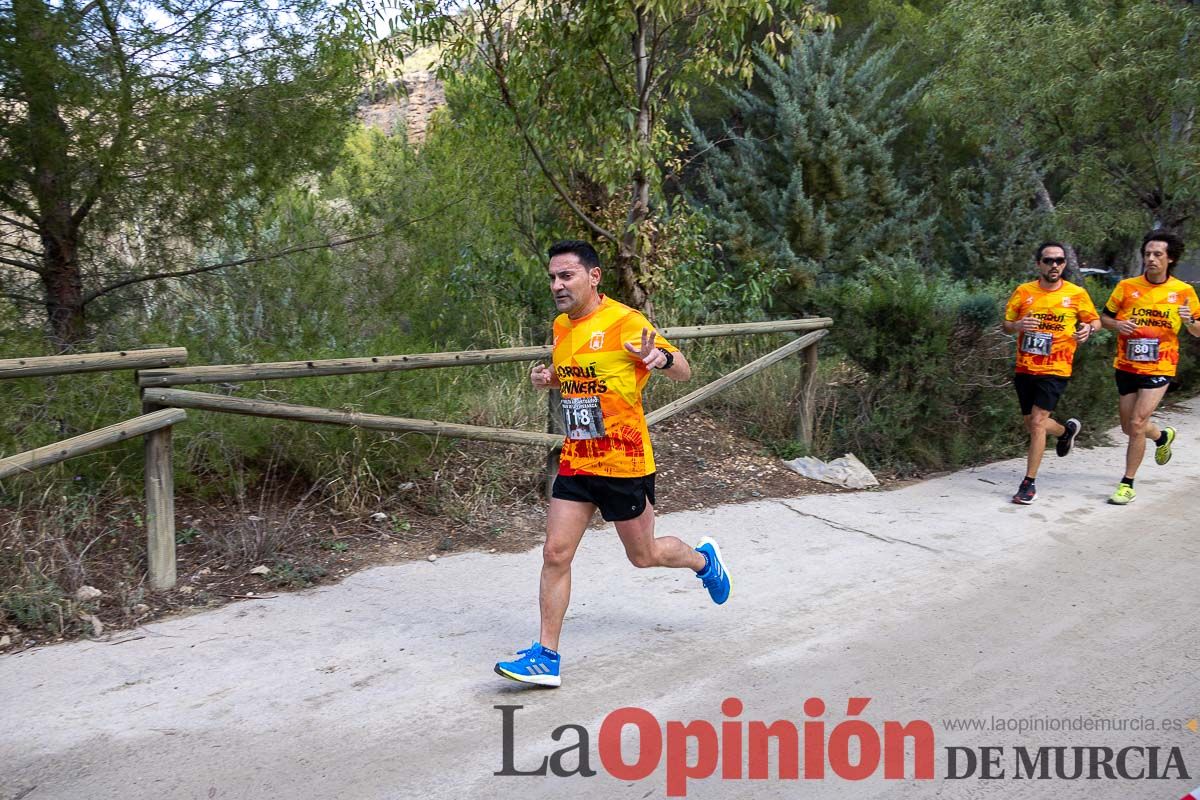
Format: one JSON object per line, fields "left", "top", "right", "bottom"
{"left": 1100, "top": 230, "right": 1197, "bottom": 505}
{"left": 1002, "top": 242, "right": 1100, "bottom": 504}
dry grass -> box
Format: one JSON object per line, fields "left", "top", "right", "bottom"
{"left": 205, "top": 481, "right": 325, "bottom": 567}
{"left": 0, "top": 485, "right": 142, "bottom": 638}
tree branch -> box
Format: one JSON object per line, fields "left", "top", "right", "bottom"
{"left": 73, "top": 0, "right": 134, "bottom": 228}
{"left": 0, "top": 213, "right": 40, "bottom": 235}
{"left": 126, "top": 0, "right": 227, "bottom": 56}
{"left": 82, "top": 197, "right": 469, "bottom": 304}
{"left": 0, "top": 291, "right": 43, "bottom": 305}
{"left": 632, "top": 6, "right": 650, "bottom": 111}
{"left": 594, "top": 44, "right": 627, "bottom": 104}
{"left": 639, "top": 7, "right": 664, "bottom": 112}
{"left": 0, "top": 255, "right": 43, "bottom": 273}
{"left": 0, "top": 211, "right": 38, "bottom": 232}
{"left": 84, "top": 231, "right": 384, "bottom": 303}
{"left": 1137, "top": 127, "right": 1168, "bottom": 196}
{"left": 0, "top": 239, "right": 45, "bottom": 259}
{"left": 1099, "top": 160, "right": 1144, "bottom": 199}
{"left": 480, "top": 20, "right": 616, "bottom": 243}
{"left": 0, "top": 189, "right": 39, "bottom": 224}
{"left": 625, "top": 4, "right": 652, "bottom": 249}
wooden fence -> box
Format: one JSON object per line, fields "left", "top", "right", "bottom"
{"left": 3, "top": 318, "right": 830, "bottom": 589}
{"left": 137, "top": 318, "right": 831, "bottom": 446}
{"left": 0, "top": 347, "right": 189, "bottom": 589}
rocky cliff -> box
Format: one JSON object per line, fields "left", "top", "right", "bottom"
{"left": 359, "top": 71, "right": 447, "bottom": 144}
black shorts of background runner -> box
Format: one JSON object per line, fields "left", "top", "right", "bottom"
{"left": 1013, "top": 373, "right": 1070, "bottom": 415}
{"left": 552, "top": 474, "right": 656, "bottom": 522}
{"left": 1113, "top": 369, "right": 1171, "bottom": 396}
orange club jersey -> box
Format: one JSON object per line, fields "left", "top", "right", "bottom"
{"left": 1104, "top": 275, "right": 1199, "bottom": 377}
{"left": 1003, "top": 280, "right": 1099, "bottom": 377}
{"left": 552, "top": 295, "right": 677, "bottom": 478}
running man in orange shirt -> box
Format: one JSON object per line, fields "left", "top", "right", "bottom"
{"left": 1101, "top": 230, "right": 1199, "bottom": 505}
{"left": 494, "top": 240, "right": 731, "bottom": 687}
{"left": 1002, "top": 242, "right": 1100, "bottom": 504}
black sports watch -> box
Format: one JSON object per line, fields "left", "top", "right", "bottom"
{"left": 655, "top": 350, "right": 675, "bottom": 370}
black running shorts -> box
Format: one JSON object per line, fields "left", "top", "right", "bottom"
{"left": 552, "top": 473, "right": 656, "bottom": 522}
{"left": 1114, "top": 369, "right": 1171, "bottom": 396}
{"left": 1013, "top": 373, "right": 1069, "bottom": 415}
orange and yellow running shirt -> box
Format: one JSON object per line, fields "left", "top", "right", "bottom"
{"left": 553, "top": 295, "right": 677, "bottom": 478}
{"left": 1003, "top": 280, "right": 1099, "bottom": 377}
{"left": 1105, "top": 275, "right": 1199, "bottom": 377}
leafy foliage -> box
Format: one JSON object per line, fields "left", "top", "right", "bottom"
{"left": 924, "top": 136, "right": 1057, "bottom": 283}
{"left": 384, "top": 0, "right": 830, "bottom": 312}
{"left": 0, "top": 0, "right": 370, "bottom": 341}
{"left": 687, "top": 28, "right": 932, "bottom": 313}
{"left": 815, "top": 260, "right": 1113, "bottom": 472}
{"left": 928, "top": 0, "right": 1200, "bottom": 261}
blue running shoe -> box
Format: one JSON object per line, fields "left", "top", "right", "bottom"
{"left": 494, "top": 642, "right": 561, "bottom": 687}
{"left": 694, "top": 536, "right": 731, "bottom": 605}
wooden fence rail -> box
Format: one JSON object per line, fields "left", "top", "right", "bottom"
{"left": 0, "top": 408, "right": 186, "bottom": 480}
{"left": 137, "top": 318, "right": 832, "bottom": 387}
{"left": 3, "top": 321, "right": 831, "bottom": 591}
{"left": 0, "top": 347, "right": 188, "bottom": 379}
{"left": 142, "top": 388, "right": 563, "bottom": 447}
{"left": 646, "top": 329, "right": 828, "bottom": 426}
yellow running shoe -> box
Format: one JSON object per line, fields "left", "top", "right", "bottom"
{"left": 1155, "top": 427, "right": 1176, "bottom": 465}
{"left": 1108, "top": 483, "right": 1136, "bottom": 505}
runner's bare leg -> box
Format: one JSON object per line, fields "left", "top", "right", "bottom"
{"left": 613, "top": 502, "right": 707, "bottom": 571}
{"left": 538, "top": 498, "right": 593, "bottom": 651}
{"left": 1121, "top": 385, "right": 1168, "bottom": 478}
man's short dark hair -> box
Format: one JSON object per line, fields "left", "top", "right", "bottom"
{"left": 1035, "top": 241, "right": 1067, "bottom": 262}
{"left": 1142, "top": 229, "right": 1185, "bottom": 266}
{"left": 548, "top": 240, "right": 601, "bottom": 271}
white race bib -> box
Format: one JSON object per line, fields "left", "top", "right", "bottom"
{"left": 561, "top": 396, "right": 606, "bottom": 440}
{"left": 1020, "top": 332, "right": 1053, "bottom": 356}
{"left": 1125, "top": 338, "right": 1160, "bottom": 363}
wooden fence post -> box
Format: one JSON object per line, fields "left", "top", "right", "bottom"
{"left": 544, "top": 386, "right": 565, "bottom": 498}
{"left": 141, "top": 394, "right": 177, "bottom": 589}
{"left": 798, "top": 338, "right": 820, "bottom": 449}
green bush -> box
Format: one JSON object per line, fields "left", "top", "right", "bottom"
{"left": 813, "top": 260, "right": 1123, "bottom": 474}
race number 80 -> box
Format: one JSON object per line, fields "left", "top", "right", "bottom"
{"left": 1126, "top": 337, "right": 1160, "bottom": 362}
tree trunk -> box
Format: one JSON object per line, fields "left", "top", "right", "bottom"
{"left": 614, "top": 240, "right": 652, "bottom": 319}
{"left": 40, "top": 218, "right": 87, "bottom": 347}
{"left": 1033, "top": 180, "right": 1083, "bottom": 279}
{"left": 614, "top": 5, "right": 655, "bottom": 320}
{"left": 14, "top": 0, "right": 88, "bottom": 347}
{"left": 1127, "top": 240, "right": 1144, "bottom": 278}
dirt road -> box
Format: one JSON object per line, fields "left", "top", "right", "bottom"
{"left": 4, "top": 407, "right": 1200, "bottom": 800}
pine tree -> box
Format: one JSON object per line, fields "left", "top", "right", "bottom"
{"left": 688, "top": 28, "right": 930, "bottom": 312}
{"left": 916, "top": 128, "right": 1056, "bottom": 284}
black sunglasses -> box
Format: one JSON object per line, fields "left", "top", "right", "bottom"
{"left": 1040, "top": 257, "right": 1067, "bottom": 266}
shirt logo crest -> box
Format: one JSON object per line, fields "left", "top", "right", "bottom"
{"left": 1062, "top": 297, "right": 1071, "bottom": 307}
{"left": 1169, "top": 292, "right": 1178, "bottom": 303}
{"left": 589, "top": 331, "right": 605, "bottom": 350}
